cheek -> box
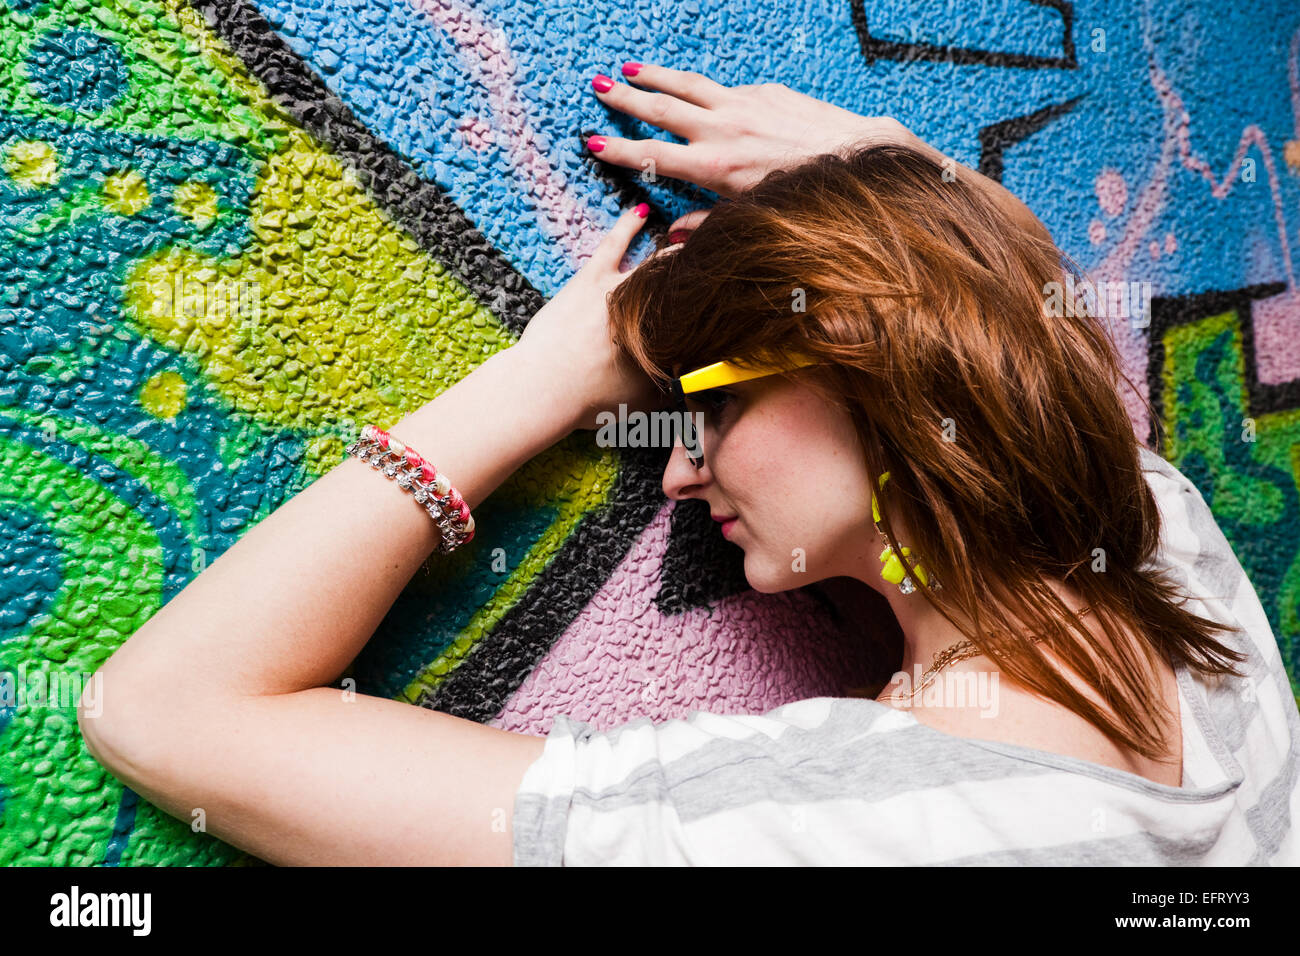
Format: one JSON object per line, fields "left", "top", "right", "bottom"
{"left": 743, "top": 403, "right": 870, "bottom": 508}
{"left": 723, "top": 410, "right": 872, "bottom": 560}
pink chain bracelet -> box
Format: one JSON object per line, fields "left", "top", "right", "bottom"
{"left": 345, "top": 424, "right": 475, "bottom": 554}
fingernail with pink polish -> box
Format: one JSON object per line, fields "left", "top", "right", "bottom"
{"left": 622, "top": 62, "right": 642, "bottom": 77}
{"left": 592, "top": 74, "right": 614, "bottom": 93}
{"left": 586, "top": 135, "right": 607, "bottom": 152}
{"left": 634, "top": 203, "right": 649, "bottom": 218}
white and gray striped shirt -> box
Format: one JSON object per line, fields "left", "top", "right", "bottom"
{"left": 511, "top": 445, "right": 1300, "bottom": 865}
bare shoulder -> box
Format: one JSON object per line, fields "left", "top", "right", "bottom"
{"left": 884, "top": 625, "right": 1184, "bottom": 788}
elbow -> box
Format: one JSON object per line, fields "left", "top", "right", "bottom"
{"left": 78, "top": 650, "right": 236, "bottom": 809}
{"left": 76, "top": 662, "right": 178, "bottom": 787}
{"left": 77, "top": 665, "right": 139, "bottom": 780}
{"left": 77, "top": 618, "right": 195, "bottom": 775}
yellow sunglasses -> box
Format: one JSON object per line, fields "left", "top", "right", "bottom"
{"left": 669, "top": 351, "right": 821, "bottom": 468}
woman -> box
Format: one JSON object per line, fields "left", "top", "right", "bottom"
{"left": 78, "top": 64, "right": 1299, "bottom": 865}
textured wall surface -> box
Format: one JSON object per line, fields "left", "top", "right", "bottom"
{"left": 0, "top": 0, "right": 1296, "bottom": 865}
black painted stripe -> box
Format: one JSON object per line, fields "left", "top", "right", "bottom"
{"left": 182, "top": 0, "right": 689, "bottom": 721}
{"left": 188, "top": 0, "right": 545, "bottom": 334}
{"left": 852, "top": 0, "right": 1077, "bottom": 70}
{"left": 1147, "top": 282, "right": 1291, "bottom": 450}
{"left": 978, "top": 95, "right": 1083, "bottom": 183}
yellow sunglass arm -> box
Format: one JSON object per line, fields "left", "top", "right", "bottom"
{"left": 678, "top": 353, "right": 820, "bottom": 394}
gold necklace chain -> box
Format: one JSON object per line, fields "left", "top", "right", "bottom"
{"left": 877, "top": 605, "right": 1094, "bottom": 703}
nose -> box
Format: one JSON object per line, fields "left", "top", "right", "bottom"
{"left": 662, "top": 435, "right": 710, "bottom": 501}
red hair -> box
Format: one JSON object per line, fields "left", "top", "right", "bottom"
{"left": 607, "top": 141, "right": 1246, "bottom": 760}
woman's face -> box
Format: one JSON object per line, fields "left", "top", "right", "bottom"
{"left": 662, "top": 372, "right": 884, "bottom": 594}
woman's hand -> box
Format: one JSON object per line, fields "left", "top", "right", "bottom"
{"left": 512, "top": 203, "right": 672, "bottom": 432}
{"left": 587, "top": 63, "right": 906, "bottom": 198}
{"left": 587, "top": 63, "right": 1053, "bottom": 244}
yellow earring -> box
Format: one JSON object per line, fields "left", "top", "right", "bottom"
{"left": 871, "top": 471, "right": 936, "bottom": 595}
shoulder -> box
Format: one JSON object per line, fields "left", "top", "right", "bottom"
{"left": 511, "top": 696, "right": 1028, "bottom": 866}
{"left": 515, "top": 696, "right": 909, "bottom": 804}
{"left": 1136, "top": 444, "right": 1250, "bottom": 609}
{"left": 1138, "top": 445, "right": 1300, "bottom": 801}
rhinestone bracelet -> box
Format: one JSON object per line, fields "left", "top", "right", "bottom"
{"left": 345, "top": 424, "right": 475, "bottom": 555}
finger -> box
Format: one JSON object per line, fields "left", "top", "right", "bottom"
{"left": 619, "top": 62, "right": 731, "bottom": 110}
{"left": 585, "top": 134, "right": 722, "bottom": 191}
{"left": 591, "top": 202, "right": 650, "bottom": 271}
{"left": 666, "top": 208, "right": 713, "bottom": 235}
{"left": 592, "top": 74, "right": 709, "bottom": 138}
{"left": 646, "top": 241, "right": 684, "bottom": 261}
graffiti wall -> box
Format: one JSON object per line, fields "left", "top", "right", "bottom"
{"left": 0, "top": 0, "right": 1296, "bottom": 865}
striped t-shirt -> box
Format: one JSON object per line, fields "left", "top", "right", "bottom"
{"left": 511, "top": 445, "right": 1300, "bottom": 865}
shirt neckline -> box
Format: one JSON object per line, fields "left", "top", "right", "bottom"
{"left": 858, "top": 661, "right": 1244, "bottom": 803}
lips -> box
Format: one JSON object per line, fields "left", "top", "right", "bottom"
{"left": 712, "top": 513, "right": 739, "bottom": 540}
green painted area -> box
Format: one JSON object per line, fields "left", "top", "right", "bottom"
{"left": 0, "top": 0, "right": 283, "bottom": 154}
{"left": 0, "top": 435, "right": 164, "bottom": 865}
{"left": 1160, "top": 310, "right": 1300, "bottom": 700}
{"left": 5, "top": 0, "right": 1290, "bottom": 869}
{"left": 0, "top": 0, "right": 620, "bottom": 866}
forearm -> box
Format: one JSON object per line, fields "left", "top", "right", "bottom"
{"left": 90, "top": 345, "right": 573, "bottom": 708}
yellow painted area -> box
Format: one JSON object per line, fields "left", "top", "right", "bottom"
{"left": 102, "top": 169, "right": 150, "bottom": 216}
{"left": 400, "top": 432, "right": 622, "bottom": 702}
{"left": 115, "top": 0, "right": 625, "bottom": 701}
{"left": 1286, "top": 139, "right": 1300, "bottom": 174}
{"left": 173, "top": 180, "right": 219, "bottom": 228}
{"left": 305, "top": 433, "right": 345, "bottom": 476}
{"left": 116, "top": 0, "right": 516, "bottom": 463}
{"left": 3, "top": 139, "right": 60, "bottom": 188}
{"left": 123, "top": 126, "right": 506, "bottom": 441}
{"left": 115, "top": 2, "right": 523, "bottom": 485}
{"left": 139, "top": 370, "right": 188, "bottom": 419}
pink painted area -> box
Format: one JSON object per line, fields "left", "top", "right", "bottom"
{"left": 491, "top": 499, "right": 879, "bottom": 735}
{"left": 1253, "top": 288, "right": 1300, "bottom": 385}
{"left": 1087, "top": 26, "right": 1300, "bottom": 440}
{"left": 1149, "top": 240, "right": 1161, "bottom": 260}
{"left": 406, "top": 0, "right": 606, "bottom": 266}
{"left": 1094, "top": 68, "right": 1174, "bottom": 288}
{"left": 1177, "top": 120, "right": 1293, "bottom": 286}
{"left": 1088, "top": 219, "right": 1106, "bottom": 245}
{"left": 1095, "top": 168, "right": 1128, "bottom": 217}
{"left": 1082, "top": 63, "right": 1196, "bottom": 435}
{"left": 1156, "top": 30, "right": 1295, "bottom": 290}
{"left": 1092, "top": 64, "right": 1173, "bottom": 439}
{"left": 1087, "top": 52, "right": 1193, "bottom": 441}
{"left": 456, "top": 116, "right": 495, "bottom": 151}
{"left": 404, "top": 0, "right": 882, "bottom": 738}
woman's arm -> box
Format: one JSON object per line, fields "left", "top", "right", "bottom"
{"left": 77, "top": 206, "right": 659, "bottom": 866}
{"left": 587, "top": 64, "right": 1054, "bottom": 246}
